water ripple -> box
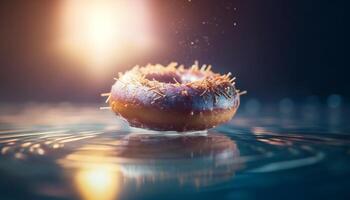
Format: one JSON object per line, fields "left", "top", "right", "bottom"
{"left": 0, "top": 105, "right": 350, "bottom": 199}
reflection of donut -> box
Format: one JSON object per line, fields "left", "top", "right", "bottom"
{"left": 116, "top": 132, "right": 241, "bottom": 187}
{"left": 59, "top": 132, "right": 241, "bottom": 188}
{"left": 119, "top": 132, "right": 239, "bottom": 159}
{"left": 108, "top": 62, "right": 242, "bottom": 131}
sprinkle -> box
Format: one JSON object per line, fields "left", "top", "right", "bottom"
{"left": 194, "top": 60, "right": 199, "bottom": 66}
{"left": 206, "top": 65, "right": 212, "bottom": 71}
{"left": 147, "top": 86, "right": 158, "bottom": 91}
{"left": 214, "top": 96, "right": 218, "bottom": 103}
{"left": 200, "top": 64, "right": 207, "bottom": 71}
{"left": 167, "top": 62, "right": 178, "bottom": 68}
{"left": 153, "top": 90, "right": 166, "bottom": 97}
{"left": 100, "top": 93, "right": 111, "bottom": 97}
{"left": 116, "top": 79, "right": 126, "bottom": 85}
{"left": 214, "top": 91, "right": 221, "bottom": 97}
{"left": 105, "top": 95, "right": 111, "bottom": 103}
{"left": 221, "top": 90, "right": 231, "bottom": 99}
{"left": 238, "top": 91, "right": 247, "bottom": 95}
{"left": 173, "top": 77, "right": 181, "bottom": 84}
{"left": 200, "top": 89, "right": 208, "bottom": 96}
{"left": 153, "top": 96, "right": 162, "bottom": 101}
{"left": 99, "top": 107, "right": 111, "bottom": 110}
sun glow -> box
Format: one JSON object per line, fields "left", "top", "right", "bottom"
{"left": 59, "top": 0, "right": 156, "bottom": 70}
{"left": 75, "top": 165, "right": 120, "bottom": 200}
{"left": 59, "top": 149, "right": 122, "bottom": 200}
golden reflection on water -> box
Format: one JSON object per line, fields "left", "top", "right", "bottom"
{"left": 55, "top": 132, "right": 240, "bottom": 199}
{"left": 74, "top": 163, "right": 121, "bottom": 200}
{"left": 58, "top": 145, "right": 123, "bottom": 200}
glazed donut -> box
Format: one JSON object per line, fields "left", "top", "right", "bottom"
{"left": 107, "top": 62, "right": 243, "bottom": 131}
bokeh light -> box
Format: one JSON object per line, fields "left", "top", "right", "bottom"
{"left": 58, "top": 0, "right": 157, "bottom": 72}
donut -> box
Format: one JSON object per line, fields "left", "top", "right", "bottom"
{"left": 104, "top": 62, "right": 244, "bottom": 131}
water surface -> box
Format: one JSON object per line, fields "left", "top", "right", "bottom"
{"left": 0, "top": 104, "right": 349, "bottom": 200}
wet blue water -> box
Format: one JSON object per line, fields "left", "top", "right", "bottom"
{"left": 0, "top": 104, "right": 349, "bottom": 200}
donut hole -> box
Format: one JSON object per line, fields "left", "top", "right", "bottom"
{"left": 180, "top": 71, "right": 206, "bottom": 83}
{"left": 145, "top": 71, "right": 206, "bottom": 84}
{"left": 145, "top": 72, "right": 181, "bottom": 83}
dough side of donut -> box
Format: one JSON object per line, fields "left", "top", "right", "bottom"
{"left": 110, "top": 98, "right": 239, "bottom": 131}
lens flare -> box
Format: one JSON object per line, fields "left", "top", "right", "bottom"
{"left": 58, "top": 0, "right": 156, "bottom": 70}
